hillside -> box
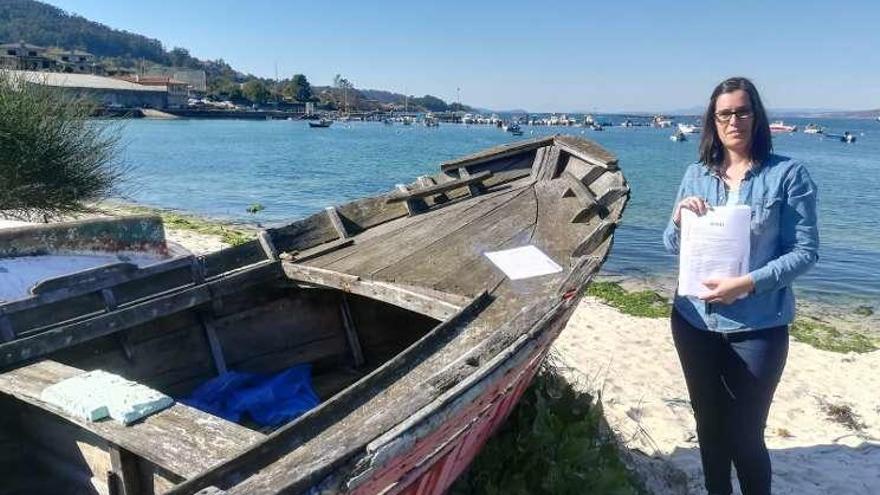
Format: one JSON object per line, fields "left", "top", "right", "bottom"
{"left": 1, "top": 0, "right": 173, "bottom": 65}
{"left": 0, "top": 0, "right": 471, "bottom": 111}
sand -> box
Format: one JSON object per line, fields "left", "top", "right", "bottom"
{"left": 553, "top": 297, "right": 880, "bottom": 494}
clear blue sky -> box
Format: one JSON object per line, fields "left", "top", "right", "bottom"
{"left": 46, "top": 0, "right": 879, "bottom": 112}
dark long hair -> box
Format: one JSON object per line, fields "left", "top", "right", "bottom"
{"left": 698, "top": 77, "right": 772, "bottom": 170}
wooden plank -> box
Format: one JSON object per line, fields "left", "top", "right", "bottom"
{"left": 200, "top": 313, "right": 227, "bottom": 375}
{"left": 325, "top": 207, "right": 350, "bottom": 239}
{"left": 257, "top": 230, "right": 279, "bottom": 261}
{"left": 335, "top": 195, "right": 408, "bottom": 233}
{"left": 109, "top": 445, "right": 143, "bottom": 495}
{"left": 0, "top": 315, "right": 14, "bottom": 342}
{"left": 282, "top": 263, "right": 462, "bottom": 321}
{"left": 317, "top": 185, "right": 533, "bottom": 277}
{"left": 386, "top": 171, "right": 492, "bottom": 203}
{"left": 29, "top": 262, "right": 138, "bottom": 296}
{"left": 564, "top": 156, "right": 606, "bottom": 186}
{"left": 284, "top": 237, "right": 354, "bottom": 263}
{"left": 340, "top": 295, "right": 365, "bottom": 368}
{"left": 266, "top": 212, "right": 338, "bottom": 255}
{"left": 440, "top": 136, "right": 554, "bottom": 172}
{"left": 0, "top": 360, "right": 264, "bottom": 480}
{"left": 1, "top": 256, "right": 196, "bottom": 316}
{"left": 562, "top": 171, "right": 599, "bottom": 207}
{"left": 202, "top": 240, "right": 267, "bottom": 278}
{"left": 529, "top": 145, "right": 549, "bottom": 181}
{"left": 0, "top": 261, "right": 282, "bottom": 370}
{"left": 553, "top": 134, "right": 618, "bottom": 169}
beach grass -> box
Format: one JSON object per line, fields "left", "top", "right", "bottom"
{"left": 586, "top": 281, "right": 878, "bottom": 354}
{"left": 586, "top": 281, "right": 671, "bottom": 318}
{"left": 451, "top": 362, "right": 642, "bottom": 495}
{"left": 105, "top": 204, "right": 256, "bottom": 246}
{"left": 790, "top": 317, "right": 877, "bottom": 354}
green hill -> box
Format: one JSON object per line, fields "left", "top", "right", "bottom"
{"left": 0, "top": 0, "right": 470, "bottom": 110}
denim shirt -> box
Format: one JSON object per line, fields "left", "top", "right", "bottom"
{"left": 663, "top": 154, "right": 819, "bottom": 332}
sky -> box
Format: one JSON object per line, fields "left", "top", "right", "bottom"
{"left": 45, "top": 0, "right": 880, "bottom": 112}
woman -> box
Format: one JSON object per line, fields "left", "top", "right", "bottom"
{"left": 662, "top": 77, "right": 819, "bottom": 495}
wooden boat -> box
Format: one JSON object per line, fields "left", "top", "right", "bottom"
{"left": 309, "top": 119, "right": 332, "bottom": 128}
{"left": 0, "top": 135, "right": 628, "bottom": 495}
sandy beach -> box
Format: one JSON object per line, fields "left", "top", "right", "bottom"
{"left": 554, "top": 297, "right": 880, "bottom": 494}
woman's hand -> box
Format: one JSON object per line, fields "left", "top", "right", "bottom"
{"left": 673, "top": 196, "right": 710, "bottom": 226}
{"left": 699, "top": 276, "right": 755, "bottom": 304}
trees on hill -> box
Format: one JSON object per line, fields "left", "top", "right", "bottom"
{"left": 281, "top": 74, "right": 313, "bottom": 102}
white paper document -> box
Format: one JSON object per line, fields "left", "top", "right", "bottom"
{"left": 484, "top": 245, "right": 563, "bottom": 280}
{"left": 678, "top": 205, "right": 751, "bottom": 298}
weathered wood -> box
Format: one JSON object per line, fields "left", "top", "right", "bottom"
{"left": 325, "top": 206, "right": 350, "bottom": 239}
{"left": 387, "top": 171, "right": 492, "bottom": 204}
{"left": 440, "top": 136, "right": 554, "bottom": 172}
{"left": 162, "top": 291, "right": 488, "bottom": 495}
{"left": 0, "top": 360, "right": 263, "bottom": 479}
{"left": 282, "top": 263, "right": 461, "bottom": 321}
{"left": 286, "top": 237, "right": 354, "bottom": 263}
{"left": 200, "top": 313, "right": 228, "bottom": 375}
{"left": 562, "top": 171, "right": 599, "bottom": 207}
{"left": 317, "top": 185, "right": 532, "bottom": 278}
{"left": 202, "top": 240, "right": 267, "bottom": 278}
{"left": 0, "top": 315, "right": 14, "bottom": 342}
{"left": 564, "top": 155, "right": 606, "bottom": 186}
{"left": 257, "top": 230, "right": 279, "bottom": 261}
{"left": 529, "top": 145, "right": 549, "bottom": 181}
{"left": 30, "top": 262, "right": 138, "bottom": 296}
{"left": 266, "top": 212, "right": 338, "bottom": 255}
{"left": 335, "top": 195, "right": 408, "bottom": 232}
{"left": 553, "top": 134, "right": 619, "bottom": 169}
{"left": 2, "top": 256, "right": 196, "bottom": 317}
{"left": 0, "top": 261, "right": 282, "bottom": 369}
{"left": 572, "top": 221, "right": 615, "bottom": 257}
{"left": 339, "top": 295, "right": 365, "bottom": 368}
{"left": 109, "top": 445, "right": 143, "bottom": 495}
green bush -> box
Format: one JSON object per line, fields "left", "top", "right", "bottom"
{"left": 0, "top": 71, "right": 124, "bottom": 219}
{"left": 451, "top": 363, "right": 640, "bottom": 495}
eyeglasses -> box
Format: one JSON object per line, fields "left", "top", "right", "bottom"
{"left": 714, "top": 108, "right": 754, "bottom": 123}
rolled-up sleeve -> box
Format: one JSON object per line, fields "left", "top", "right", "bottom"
{"left": 663, "top": 174, "right": 689, "bottom": 254}
{"left": 749, "top": 165, "right": 819, "bottom": 294}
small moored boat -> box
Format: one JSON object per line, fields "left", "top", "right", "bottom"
{"left": 769, "top": 121, "right": 797, "bottom": 133}
{"left": 677, "top": 123, "right": 699, "bottom": 134}
{"left": 803, "top": 123, "right": 823, "bottom": 134}
{"left": 0, "top": 136, "right": 629, "bottom": 495}
{"left": 309, "top": 119, "right": 332, "bottom": 128}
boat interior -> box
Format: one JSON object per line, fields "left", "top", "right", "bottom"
{"left": 0, "top": 135, "right": 627, "bottom": 495}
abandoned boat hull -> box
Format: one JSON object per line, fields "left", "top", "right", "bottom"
{"left": 0, "top": 135, "right": 627, "bottom": 495}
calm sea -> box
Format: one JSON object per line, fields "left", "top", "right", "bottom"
{"left": 117, "top": 117, "right": 880, "bottom": 308}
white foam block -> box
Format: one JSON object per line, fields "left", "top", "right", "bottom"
{"left": 104, "top": 379, "right": 174, "bottom": 425}
{"left": 41, "top": 371, "right": 110, "bottom": 421}
{"left": 40, "top": 370, "right": 173, "bottom": 425}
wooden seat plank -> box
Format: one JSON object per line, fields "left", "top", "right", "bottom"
{"left": 387, "top": 171, "right": 493, "bottom": 203}
{"left": 0, "top": 360, "right": 263, "bottom": 479}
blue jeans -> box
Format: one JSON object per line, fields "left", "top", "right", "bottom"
{"left": 671, "top": 308, "right": 789, "bottom": 495}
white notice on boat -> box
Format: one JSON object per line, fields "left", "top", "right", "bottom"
{"left": 678, "top": 205, "right": 751, "bottom": 298}
{"left": 484, "top": 245, "right": 563, "bottom": 280}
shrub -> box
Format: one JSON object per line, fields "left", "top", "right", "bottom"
{"left": 0, "top": 71, "right": 125, "bottom": 219}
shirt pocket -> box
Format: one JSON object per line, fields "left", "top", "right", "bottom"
{"left": 751, "top": 196, "right": 783, "bottom": 236}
